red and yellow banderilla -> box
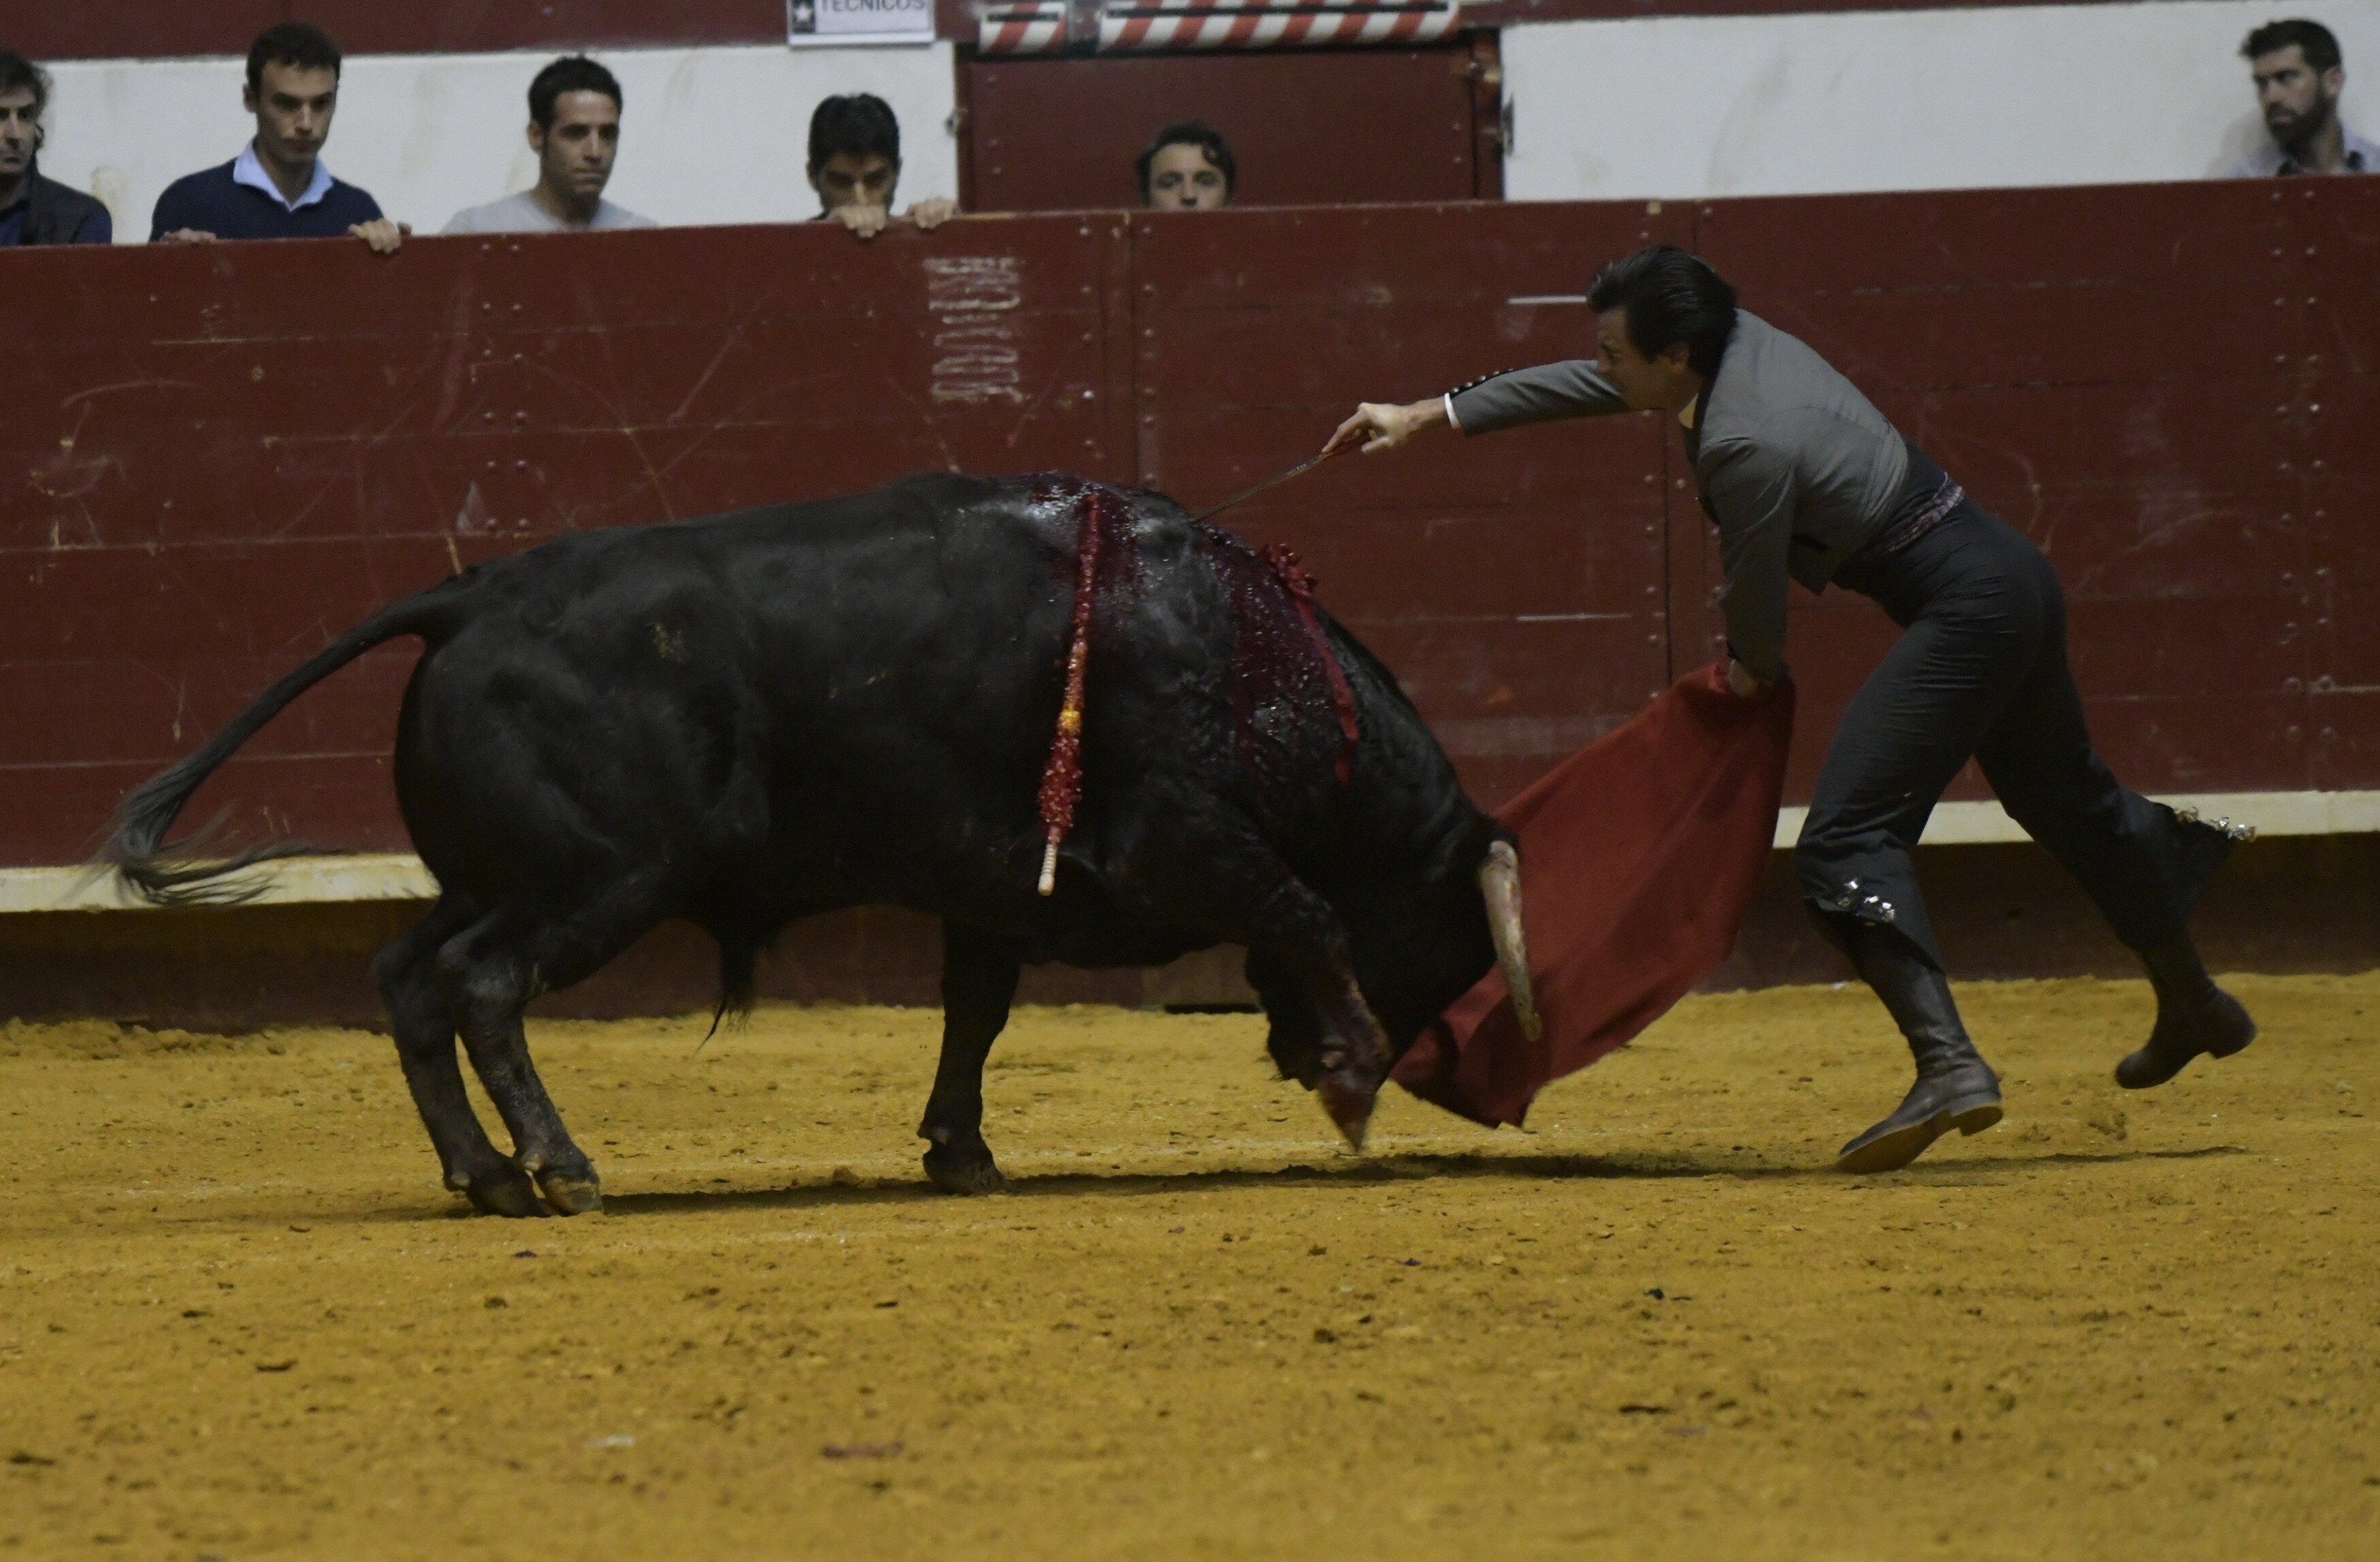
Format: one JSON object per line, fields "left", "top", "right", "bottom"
{"left": 1036, "top": 486, "right": 1111, "bottom": 895}
{"left": 1034, "top": 449, "right": 1350, "bottom": 896}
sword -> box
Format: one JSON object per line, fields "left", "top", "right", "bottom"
{"left": 1189, "top": 441, "right": 1353, "bottom": 524}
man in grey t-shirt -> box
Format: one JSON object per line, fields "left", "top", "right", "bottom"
{"left": 444, "top": 55, "right": 653, "bottom": 235}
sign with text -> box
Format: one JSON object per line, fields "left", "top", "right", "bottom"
{"left": 787, "top": 0, "right": 936, "bottom": 46}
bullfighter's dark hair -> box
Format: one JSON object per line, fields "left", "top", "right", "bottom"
{"left": 528, "top": 55, "right": 622, "bottom": 130}
{"left": 808, "top": 92, "right": 900, "bottom": 173}
{"left": 246, "top": 22, "right": 342, "bottom": 97}
{"left": 0, "top": 50, "right": 50, "bottom": 152}
{"left": 1136, "top": 120, "right": 1236, "bottom": 202}
{"left": 1586, "top": 245, "right": 1739, "bottom": 381}
{"left": 2243, "top": 18, "right": 2343, "bottom": 72}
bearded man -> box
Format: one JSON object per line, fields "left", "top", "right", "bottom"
{"left": 2230, "top": 18, "right": 2378, "bottom": 177}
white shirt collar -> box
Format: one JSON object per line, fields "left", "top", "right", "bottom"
{"left": 233, "top": 140, "right": 335, "bottom": 211}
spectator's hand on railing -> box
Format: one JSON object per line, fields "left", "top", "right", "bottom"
{"left": 906, "top": 198, "right": 958, "bottom": 232}
{"left": 350, "top": 219, "right": 408, "bottom": 256}
{"left": 1325, "top": 398, "right": 1448, "bottom": 458}
{"left": 158, "top": 229, "right": 218, "bottom": 243}
{"left": 829, "top": 203, "right": 892, "bottom": 241}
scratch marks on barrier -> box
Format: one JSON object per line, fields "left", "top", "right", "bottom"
{"left": 431, "top": 273, "right": 478, "bottom": 432}
{"left": 58, "top": 379, "right": 201, "bottom": 409}
{"left": 31, "top": 401, "right": 121, "bottom": 549}
{"left": 668, "top": 310, "right": 757, "bottom": 426}
{"left": 926, "top": 256, "right": 1025, "bottom": 407}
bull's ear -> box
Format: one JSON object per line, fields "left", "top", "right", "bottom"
{"left": 1478, "top": 840, "right": 1542, "bottom": 1042}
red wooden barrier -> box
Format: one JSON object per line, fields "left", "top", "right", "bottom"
{"left": 1128, "top": 199, "right": 1686, "bottom": 807}
{"left": 1, "top": 219, "right": 1132, "bottom": 864}
{"left": 1694, "top": 181, "right": 2378, "bottom": 803}
{"left": 3, "top": 184, "right": 2375, "bottom": 876}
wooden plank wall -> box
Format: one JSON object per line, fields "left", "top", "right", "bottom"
{"left": 3, "top": 182, "right": 2375, "bottom": 876}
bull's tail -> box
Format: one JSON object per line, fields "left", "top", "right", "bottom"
{"left": 100, "top": 587, "right": 463, "bottom": 906}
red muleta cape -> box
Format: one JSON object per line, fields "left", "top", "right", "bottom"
{"left": 1391, "top": 662, "right": 1796, "bottom": 1128}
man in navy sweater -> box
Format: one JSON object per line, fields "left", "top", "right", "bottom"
{"left": 150, "top": 22, "right": 403, "bottom": 253}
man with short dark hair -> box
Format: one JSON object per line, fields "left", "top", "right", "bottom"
{"left": 444, "top": 56, "right": 653, "bottom": 235}
{"left": 150, "top": 22, "right": 404, "bottom": 252}
{"left": 806, "top": 93, "right": 955, "bottom": 240}
{"left": 2230, "top": 18, "right": 2377, "bottom": 175}
{"left": 1138, "top": 120, "right": 1234, "bottom": 209}
{"left": 0, "top": 50, "right": 112, "bottom": 245}
{"left": 1331, "top": 245, "right": 2255, "bottom": 1173}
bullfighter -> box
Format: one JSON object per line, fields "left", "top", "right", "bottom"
{"left": 1330, "top": 244, "right": 2257, "bottom": 1172}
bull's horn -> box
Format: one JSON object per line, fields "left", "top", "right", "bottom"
{"left": 1478, "top": 839, "right": 1543, "bottom": 1042}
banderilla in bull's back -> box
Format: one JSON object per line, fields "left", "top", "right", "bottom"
{"left": 99, "top": 472, "right": 1538, "bottom": 1216}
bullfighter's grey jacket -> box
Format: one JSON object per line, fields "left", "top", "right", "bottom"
{"left": 1446, "top": 311, "right": 1911, "bottom": 683}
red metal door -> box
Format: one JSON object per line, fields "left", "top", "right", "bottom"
{"left": 962, "top": 41, "right": 1499, "bottom": 213}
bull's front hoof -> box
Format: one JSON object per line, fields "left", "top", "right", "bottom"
{"left": 1316, "top": 1072, "right": 1378, "bottom": 1153}
{"left": 462, "top": 1165, "right": 549, "bottom": 1219}
{"left": 536, "top": 1167, "right": 604, "bottom": 1216}
{"left": 922, "top": 1142, "right": 1010, "bottom": 1196}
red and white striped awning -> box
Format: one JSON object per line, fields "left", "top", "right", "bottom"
{"left": 979, "top": 1, "right": 1072, "bottom": 54}
{"left": 977, "top": 0, "right": 1462, "bottom": 56}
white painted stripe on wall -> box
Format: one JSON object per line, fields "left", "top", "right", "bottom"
{"left": 5, "top": 790, "right": 2373, "bottom": 913}
{"left": 1768, "top": 790, "right": 2380, "bottom": 851}
{"left": 1501, "top": 1, "right": 2380, "bottom": 202}
{"left": 0, "top": 854, "right": 439, "bottom": 914}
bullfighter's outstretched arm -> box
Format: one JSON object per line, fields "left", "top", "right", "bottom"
{"left": 1444, "top": 358, "right": 1631, "bottom": 434}
{"left": 1323, "top": 357, "right": 1629, "bottom": 457}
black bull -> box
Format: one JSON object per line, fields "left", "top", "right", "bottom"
{"left": 104, "top": 474, "right": 1540, "bottom": 1215}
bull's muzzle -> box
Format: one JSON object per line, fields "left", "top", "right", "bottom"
{"left": 1478, "top": 840, "right": 1544, "bottom": 1042}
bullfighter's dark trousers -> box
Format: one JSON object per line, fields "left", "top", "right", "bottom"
{"left": 1794, "top": 500, "right": 2233, "bottom": 970}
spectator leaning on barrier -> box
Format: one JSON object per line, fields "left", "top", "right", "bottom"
{"left": 444, "top": 55, "right": 654, "bottom": 235}
{"left": 150, "top": 22, "right": 404, "bottom": 252}
{"left": 1137, "top": 120, "right": 1234, "bottom": 210}
{"left": 0, "top": 51, "right": 112, "bottom": 245}
{"left": 807, "top": 93, "right": 955, "bottom": 240}
{"left": 2232, "top": 18, "right": 2378, "bottom": 175}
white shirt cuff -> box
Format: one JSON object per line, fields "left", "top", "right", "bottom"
{"left": 1442, "top": 392, "right": 1463, "bottom": 434}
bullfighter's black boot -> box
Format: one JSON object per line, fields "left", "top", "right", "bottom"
{"left": 2114, "top": 934, "right": 2257, "bottom": 1089}
{"left": 1836, "top": 931, "right": 2003, "bottom": 1174}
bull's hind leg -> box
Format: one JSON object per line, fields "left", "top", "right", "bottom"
{"left": 437, "top": 898, "right": 650, "bottom": 1217}
{"left": 918, "top": 923, "right": 1022, "bottom": 1195}
{"left": 373, "top": 898, "right": 544, "bottom": 1216}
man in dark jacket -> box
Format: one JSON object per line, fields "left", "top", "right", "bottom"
{"left": 150, "top": 22, "right": 402, "bottom": 253}
{"left": 0, "top": 51, "right": 113, "bottom": 246}
{"left": 1331, "top": 245, "right": 2257, "bottom": 1174}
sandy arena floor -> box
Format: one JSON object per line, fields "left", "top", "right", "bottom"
{"left": 1, "top": 974, "right": 2374, "bottom": 1561}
